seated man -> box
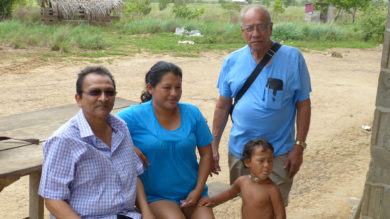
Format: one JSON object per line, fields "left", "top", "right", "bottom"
{"left": 38, "top": 66, "right": 154, "bottom": 219}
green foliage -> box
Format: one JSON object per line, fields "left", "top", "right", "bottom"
{"left": 272, "top": 22, "right": 361, "bottom": 42}
{"left": 12, "top": 6, "right": 40, "bottom": 24}
{"left": 174, "top": 0, "right": 190, "bottom": 6}
{"left": 220, "top": 2, "right": 241, "bottom": 22}
{"left": 1, "top": 0, "right": 16, "bottom": 19}
{"left": 357, "top": 2, "right": 386, "bottom": 43}
{"left": 272, "top": 0, "right": 285, "bottom": 19}
{"left": 272, "top": 23, "right": 303, "bottom": 40}
{"left": 261, "top": 0, "right": 271, "bottom": 7}
{"left": 123, "top": 0, "right": 152, "bottom": 20}
{"left": 0, "top": 20, "right": 107, "bottom": 52}
{"left": 172, "top": 5, "right": 204, "bottom": 19}
{"left": 0, "top": 3, "right": 381, "bottom": 58}
{"left": 220, "top": 2, "right": 241, "bottom": 13}
{"left": 159, "top": 0, "right": 170, "bottom": 10}
{"left": 0, "top": 0, "right": 35, "bottom": 19}
{"left": 121, "top": 18, "right": 179, "bottom": 34}
{"left": 283, "top": 0, "right": 296, "bottom": 7}
{"left": 324, "top": 0, "right": 370, "bottom": 23}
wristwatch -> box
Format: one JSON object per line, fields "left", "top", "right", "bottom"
{"left": 295, "top": 140, "right": 307, "bottom": 149}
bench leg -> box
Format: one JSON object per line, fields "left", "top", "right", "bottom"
{"left": 0, "top": 175, "right": 20, "bottom": 192}
{"left": 29, "top": 170, "right": 44, "bottom": 219}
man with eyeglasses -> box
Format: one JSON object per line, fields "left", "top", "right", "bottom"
{"left": 38, "top": 66, "right": 154, "bottom": 219}
{"left": 211, "top": 6, "right": 311, "bottom": 207}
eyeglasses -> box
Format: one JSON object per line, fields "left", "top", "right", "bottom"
{"left": 242, "top": 23, "right": 269, "bottom": 33}
{"left": 83, "top": 89, "right": 117, "bottom": 97}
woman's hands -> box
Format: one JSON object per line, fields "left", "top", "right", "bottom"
{"left": 134, "top": 145, "right": 150, "bottom": 170}
{"left": 180, "top": 189, "right": 202, "bottom": 208}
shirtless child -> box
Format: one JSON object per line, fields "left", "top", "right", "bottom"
{"left": 199, "top": 138, "right": 286, "bottom": 219}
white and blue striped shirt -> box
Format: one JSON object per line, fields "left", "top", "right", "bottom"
{"left": 39, "top": 110, "right": 143, "bottom": 219}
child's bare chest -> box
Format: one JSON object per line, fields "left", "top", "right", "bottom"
{"left": 240, "top": 184, "right": 274, "bottom": 219}
{"left": 241, "top": 186, "right": 271, "bottom": 207}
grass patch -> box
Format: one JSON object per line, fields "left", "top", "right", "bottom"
{"left": 0, "top": 3, "right": 381, "bottom": 59}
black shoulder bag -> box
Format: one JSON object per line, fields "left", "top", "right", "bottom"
{"left": 230, "top": 42, "right": 281, "bottom": 122}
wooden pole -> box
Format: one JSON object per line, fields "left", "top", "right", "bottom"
{"left": 358, "top": 2, "right": 390, "bottom": 218}
{"left": 29, "top": 170, "right": 44, "bottom": 219}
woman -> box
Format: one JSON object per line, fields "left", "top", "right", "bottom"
{"left": 117, "top": 61, "right": 215, "bottom": 219}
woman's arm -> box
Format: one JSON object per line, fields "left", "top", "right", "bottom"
{"left": 180, "top": 145, "right": 212, "bottom": 207}
{"left": 44, "top": 199, "right": 81, "bottom": 219}
{"left": 136, "top": 177, "right": 155, "bottom": 219}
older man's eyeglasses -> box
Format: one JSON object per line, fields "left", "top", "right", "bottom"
{"left": 242, "top": 24, "right": 269, "bottom": 33}
{"left": 83, "top": 89, "right": 117, "bottom": 97}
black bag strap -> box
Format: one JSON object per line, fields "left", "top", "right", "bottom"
{"left": 230, "top": 42, "right": 281, "bottom": 119}
{"left": 0, "top": 136, "right": 40, "bottom": 145}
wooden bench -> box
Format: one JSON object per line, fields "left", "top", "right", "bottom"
{"left": 0, "top": 97, "right": 137, "bottom": 219}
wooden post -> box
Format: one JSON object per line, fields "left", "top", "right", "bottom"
{"left": 29, "top": 170, "right": 44, "bottom": 219}
{"left": 358, "top": 2, "right": 390, "bottom": 218}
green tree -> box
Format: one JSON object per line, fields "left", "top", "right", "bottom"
{"left": 261, "top": 0, "right": 271, "bottom": 7}
{"left": 0, "top": 0, "right": 25, "bottom": 19}
{"left": 174, "top": 0, "right": 190, "bottom": 6}
{"left": 220, "top": 2, "right": 242, "bottom": 22}
{"left": 159, "top": 0, "right": 170, "bottom": 11}
{"left": 172, "top": 5, "right": 204, "bottom": 19}
{"left": 123, "top": 0, "right": 152, "bottom": 19}
{"left": 283, "top": 0, "right": 296, "bottom": 7}
{"left": 358, "top": 1, "right": 386, "bottom": 43}
{"left": 272, "top": 0, "right": 285, "bottom": 19}
{"left": 325, "top": 0, "right": 370, "bottom": 23}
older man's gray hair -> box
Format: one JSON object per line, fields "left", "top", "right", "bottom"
{"left": 240, "top": 5, "right": 272, "bottom": 26}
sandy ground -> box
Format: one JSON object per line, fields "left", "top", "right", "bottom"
{"left": 0, "top": 45, "right": 382, "bottom": 219}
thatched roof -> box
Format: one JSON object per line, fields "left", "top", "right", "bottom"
{"left": 48, "top": 0, "right": 122, "bottom": 20}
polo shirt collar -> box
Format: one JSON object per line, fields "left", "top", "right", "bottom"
{"left": 76, "top": 109, "right": 124, "bottom": 152}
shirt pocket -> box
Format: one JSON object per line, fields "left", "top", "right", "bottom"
{"left": 263, "top": 78, "right": 284, "bottom": 110}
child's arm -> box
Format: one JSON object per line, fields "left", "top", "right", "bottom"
{"left": 270, "top": 185, "right": 286, "bottom": 219}
{"left": 198, "top": 177, "right": 242, "bottom": 207}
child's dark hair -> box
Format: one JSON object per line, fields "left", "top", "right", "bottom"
{"left": 241, "top": 138, "right": 274, "bottom": 163}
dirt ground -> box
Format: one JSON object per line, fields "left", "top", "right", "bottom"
{"left": 0, "top": 45, "right": 382, "bottom": 218}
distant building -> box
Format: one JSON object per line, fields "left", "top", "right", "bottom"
{"left": 232, "top": 0, "right": 248, "bottom": 4}
{"left": 39, "top": 0, "right": 122, "bottom": 24}
{"left": 305, "top": 2, "right": 335, "bottom": 23}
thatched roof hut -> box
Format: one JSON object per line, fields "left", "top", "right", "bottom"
{"left": 39, "top": 0, "right": 122, "bottom": 20}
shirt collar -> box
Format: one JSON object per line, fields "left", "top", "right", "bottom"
{"left": 76, "top": 110, "right": 95, "bottom": 138}
{"left": 76, "top": 109, "right": 120, "bottom": 138}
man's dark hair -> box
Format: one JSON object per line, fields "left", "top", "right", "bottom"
{"left": 76, "top": 66, "right": 116, "bottom": 97}
{"left": 241, "top": 138, "right": 274, "bottom": 163}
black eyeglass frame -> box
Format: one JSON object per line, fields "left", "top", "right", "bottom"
{"left": 242, "top": 23, "right": 270, "bottom": 33}
{"left": 82, "top": 89, "right": 117, "bottom": 97}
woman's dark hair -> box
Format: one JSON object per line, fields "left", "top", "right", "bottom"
{"left": 241, "top": 138, "right": 274, "bottom": 163}
{"left": 140, "top": 61, "right": 183, "bottom": 103}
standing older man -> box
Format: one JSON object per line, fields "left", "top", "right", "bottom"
{"left": 211, "top": 6, "right": 311, "bottom": 206}
{"left": 38, "top": 66, "right": 154, "bottom": 219}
